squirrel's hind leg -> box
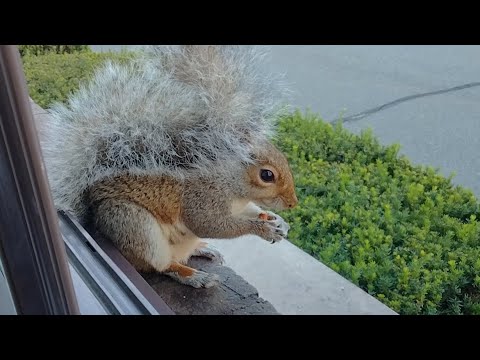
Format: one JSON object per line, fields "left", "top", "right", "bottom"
{"left": 92, "top": 199, "right": 173, "bottom": 273}
{"left": 93, "top": 200, "right": 220, "bottom": 288}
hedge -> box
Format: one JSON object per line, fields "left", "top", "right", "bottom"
{"left": 22, "top": 48, "right": 480, "bottom": 315}
{"left": 21, "top": 50, "right": 134, "bottom": 108}
{"left": 18, "top": 45, "right": 92, "bottom": 57}
{"left": 274, "top": 112, "right": 480, "bottom": 315}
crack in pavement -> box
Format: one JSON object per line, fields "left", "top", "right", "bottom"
{"left": 330, "top": 81, "right": 480, "bottom": 125}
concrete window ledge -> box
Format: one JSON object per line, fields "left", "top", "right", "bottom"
{"left": 210, "top": 236, "right": 398, "bottom": 315}
{"left": 31, "top": 100, "right": 397, "bottom": 315}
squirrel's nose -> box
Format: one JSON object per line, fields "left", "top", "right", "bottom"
{"left": 288, "top": 195, "right": 298, "bottom": 209}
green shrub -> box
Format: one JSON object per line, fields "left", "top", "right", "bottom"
{"left": 23, "top": 51, "right": 480, "bottom": 315}
{"left": 274, "top": 111, "right": 480, "bottom": 315}
{"left": 22, "top": 51, "right": 135, "bottom": 108}
{"left": 18, "top": 45, "right": 92, "bottom": 57}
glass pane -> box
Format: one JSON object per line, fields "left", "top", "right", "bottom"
{"left": 68, "top": 262, "right": 108, "bottom": 315}
{"left": 0, "top": 258, "right": 16, "bottom": 315}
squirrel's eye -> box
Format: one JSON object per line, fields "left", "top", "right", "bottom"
{"left": 260, "top": 169, "right": 275, "bottom": 182}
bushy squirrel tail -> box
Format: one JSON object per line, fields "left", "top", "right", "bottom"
{"left": 40, "top": 45, "right": 290, "bottom": 221}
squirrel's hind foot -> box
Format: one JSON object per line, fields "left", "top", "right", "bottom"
{"left": 191, "top": 241, "right": 225, "bottom": 265}
{"left": 164, "top": 262, "right": 220, "bottom": 289}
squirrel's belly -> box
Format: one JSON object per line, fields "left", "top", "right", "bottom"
{"left": 159, "top": 221, "right": 200, "bottom": 263}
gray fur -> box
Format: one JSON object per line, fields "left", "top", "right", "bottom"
{"left": 40, "top": 45, "right": 290, "bottom": 220}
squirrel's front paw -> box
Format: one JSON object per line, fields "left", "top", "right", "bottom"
{"left": 252, "top": 220, "right": 285, "bottom": 244}
{"left": 258, "top": 212, "right": 290, "bottom": 240}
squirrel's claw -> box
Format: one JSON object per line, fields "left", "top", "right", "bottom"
{"left": 265, "top": 212, "right": 290, "bottom": 238}
{"left": 258, "top": 211, "right": 290, "bottom": 244}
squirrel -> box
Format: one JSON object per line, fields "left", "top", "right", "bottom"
{"left": 40, "top": 45, "right": 298, "bottom": 288}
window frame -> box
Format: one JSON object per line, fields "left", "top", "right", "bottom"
{"left": 0, "top": 45, "right": 173, "bottom": 315}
